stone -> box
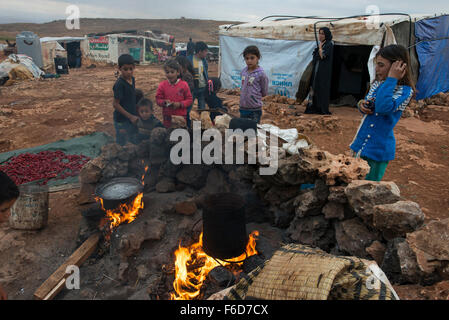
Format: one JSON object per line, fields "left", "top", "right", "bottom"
{"left": 176, "top": 165, "right": 209, "bottom": 189}
{"left": 345, "top": 180, "right": 401, "bottom": 225}
{"left": 214, "top": 114, "right": 232, "bottom": 130}
{"left": 298, "top": 147, "right": 371, "bottom": 185}
{"left": 171, "top": 115, "right": 187, "bottom": 128}
{"left": 200, "top": 111, "right": 214, "bottom": 129}
{"left": 175, "top": 201, "right": 197, "bottom": 216}
{"left": 155, "top": 178, "right": 176, "bottom": 193}
{"left": 286, "top": 215, "right": 334, "bottom": 251}
{"left": 208, "top": 266, "right": 236, "bottom": 288}
{"left": 118, "top": 219, "right": 166, "bottom": 258}
{"left": 263, "top": 185, "right": 301, "bottom": 206}
{"left": 202, "top": 169, "right": 231, "bottom": 194}
{"left": 79, "top": 157, "right": 105, "bottom": 184}
{"left": 335, "top": 218, "right": 378, "bottom": 258}
{"left": 373, "top": 201, "right": 425, "bottom": 239}
{"left": 293, "top": 181, "right": 328, "bottom": 218}
{"left": 270, "top": 206, "right": 294, "bottom": 228}
{"left": 101, "top": 143, "right": 121, "bottom": 160}
{"left": 322, "top": 201, "right": 345, "bottom": 220}
{"left": 77, "top": 183, "right": 97, "bottom": 205}
{"left": 406, "top": 218, "right": 449, "bottom": 276}
{"left": 381, "top": 238, "right": 423, "bottom": 284}
{"left": 328, "top": 186, "right": 347, "bottom": 204}
{"left": 243, "top": 255, "right": 265, "bottom": 274}
{"left": 365, "top": 240, "right": 387, "bottom": 265}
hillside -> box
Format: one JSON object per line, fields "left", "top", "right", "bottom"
{"left": 0, "top": 18, "right": 242, "bottom": 44}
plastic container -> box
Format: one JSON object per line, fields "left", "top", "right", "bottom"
{"left": 54, "top": 57, "right": 69, "bottom": 75}
{"left": 16, "top": 31, "right": 43, "bottom": 68}
{"left": 9, "top": 184, "right": 49, "bottom": 230}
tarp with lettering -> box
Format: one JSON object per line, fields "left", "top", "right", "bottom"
{"left": 219, "top": 35, "right": 316, "bottom": 98}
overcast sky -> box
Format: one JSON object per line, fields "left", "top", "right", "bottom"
{"left": 0, "top": 0, "right": 448, "bottom": 23}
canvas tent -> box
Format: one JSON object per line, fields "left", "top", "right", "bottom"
{"left": 83, "top": 33, "right": 174, "bottom": 65}
{"left": 218, "top": 14, "right": 449, "bottom": 101}
{"left": 40, "top": 37, "right": 86, "bottom": 69}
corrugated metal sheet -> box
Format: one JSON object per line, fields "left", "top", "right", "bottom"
{"left": 219, "top": 15, "right": 435, "bottom": 46}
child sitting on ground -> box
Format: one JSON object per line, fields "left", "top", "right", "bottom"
{"left": 112, "top": 54, "right": 139, "bottom": 145}
{"left": 0, "top": 171, "right": 20, "bottom": 300}
{"left": 350, "top": 44, "right": 415, "bottom": 181}
{"left": 240, "top": 45, "right": 269, "bottom": 124}
{"left": 135, "top": 98, "right": 164, "bottom": 143}
{"left": 156, "top": 59, "right": 193, "bottom": 128}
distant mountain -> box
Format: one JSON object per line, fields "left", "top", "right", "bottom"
{"left": 0, "top": 18, "right": 242, "bottom": 44}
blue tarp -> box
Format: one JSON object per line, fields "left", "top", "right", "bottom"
{"left": 415, "top": 15, "right": 449, "bottom": 100}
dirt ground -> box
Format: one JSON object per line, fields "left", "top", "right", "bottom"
{"left": 0, "top": 63, "right": 448, "bottom": 300}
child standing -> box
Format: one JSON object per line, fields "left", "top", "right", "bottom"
{"left": 240, "top": 46, "right": 269, "bottom": 124}
{"left": 350, "top": 44, "right": 415, "bottom": 181}
{"left": 113, "top": 54, "right": 139, "bottom": 145}
{"left": 187, "top": 42, "right": 209, "bottom": 127}
{"left": 156, "top": 59, "right": 193, "bottom": 128}
{"left": 135, "top": 98, "right": 164, "bottom": 143}
{"left": 175, "top": 55, "right": 194, "bottom": 94}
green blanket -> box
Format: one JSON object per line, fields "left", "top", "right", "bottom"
{"left": 0, "top": 132, "right": 113, "bottom": 187}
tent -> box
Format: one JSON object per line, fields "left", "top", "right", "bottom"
{"left": 40, "top": 37, "right": 87, "bottom": 69}
{"left": 218, "top": 14, "right": 449, "bottom": 101}
{"left": 83, "top": 33, "right": 174, "bottom": 65}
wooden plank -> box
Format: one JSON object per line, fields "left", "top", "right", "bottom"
{"left": 48, "top": 182, "right": 80, "bottom": 193}
{"left": 34, "top": 233, "right": 100, "bottom": 300}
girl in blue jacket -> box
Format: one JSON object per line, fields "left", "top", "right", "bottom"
{"left": 350, "top": 45, "right": 415, "bottom": 181}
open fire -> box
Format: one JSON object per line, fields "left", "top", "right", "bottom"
{"left": 171, "top": 230, "right": 259, "bottom": 300}
{"left": 95, "top": 165, "right": 149, "bottom": 232}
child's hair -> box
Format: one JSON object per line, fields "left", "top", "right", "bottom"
{"left": 243, "top": 45, "right": 261, "bottom": 59}
{"left": 164, "top": 59, "right": 181, "bottom": 73}
{"left": 137, "top": 98, "right": 153, "bottom": 112}
{"left": 118, "top": 54, "right": 135, "bottom": 67}
{"left": 376, "top": 44, "right": 415, "bottom": 91}
{"left": 135, "top": 88, "right": 144, "bottom": 104}
{"left": 175, "top": 55, "right": 194, "bottom": 75}
{"left": 0, "top": 171, "right": 19, "bottom": 204}
{"left": 195, "top": 41, "right": 208, "bottom": 54}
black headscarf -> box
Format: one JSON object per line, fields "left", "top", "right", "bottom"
{"left": 319, "top": 27, "right": 333, "bottom": 41}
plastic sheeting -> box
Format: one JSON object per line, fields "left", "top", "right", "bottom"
{"left": 219, "top": 35, "right": 315, "bottom": 98}
{"left": 415, "top": 15, "right": 449, "bottom": 100}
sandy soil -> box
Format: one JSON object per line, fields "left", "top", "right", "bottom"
{"left": 0, "top": 63, "right": 448, "bottom": 300}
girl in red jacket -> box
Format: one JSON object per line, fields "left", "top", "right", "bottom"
{"left": 156, "top": 59, "right": 193, "bottom": 128}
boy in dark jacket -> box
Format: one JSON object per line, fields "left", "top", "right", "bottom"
{"left": 135, "top": 98, "right": 164, "bottom": 143}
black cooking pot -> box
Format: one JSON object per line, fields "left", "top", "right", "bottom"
{"left": 202, "top": 193, "right": 247, "bottom": 260}
{"left": 95, "top": 177, "right": 143, "bottom": 210}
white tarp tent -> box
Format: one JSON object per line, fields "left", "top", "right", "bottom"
{"left": 218, "top": 14, "right": 437, "bottom": 99}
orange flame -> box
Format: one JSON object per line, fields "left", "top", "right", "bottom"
{"left": 171, "top": 230, "right": 259, "bottom": 300}
{"left": 96, "top": 165, "right": 149, "bottom": 231}
{"left": 96, "top": 193, "right": 144, "bottom": 230}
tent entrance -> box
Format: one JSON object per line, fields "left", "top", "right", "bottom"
{"left": 330, "top": 45, "right": 373, "bottom": 106}
{"left": 65, "top": 41, "right": 81, "bottom": 68}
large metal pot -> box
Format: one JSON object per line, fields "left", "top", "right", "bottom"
{"left": 95, "top": 177, "right": 143, "bottom": 210}
{"left": 202, "top": 193, "right": 247, "bottom": 260}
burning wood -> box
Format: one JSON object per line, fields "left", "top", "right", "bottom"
{"left": 171, "top": 230, "right": 259, "bottom": 300}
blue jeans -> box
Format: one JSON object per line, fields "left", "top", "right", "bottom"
{"left": 240, "top": 109, "right": 262, "bottom": 124}
{"left": 114, "top": 120, "right": 138, "bottom": 146}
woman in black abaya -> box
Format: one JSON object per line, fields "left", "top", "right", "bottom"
{"left": 305, "top": 27, "right": 334, "bottom": 115}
